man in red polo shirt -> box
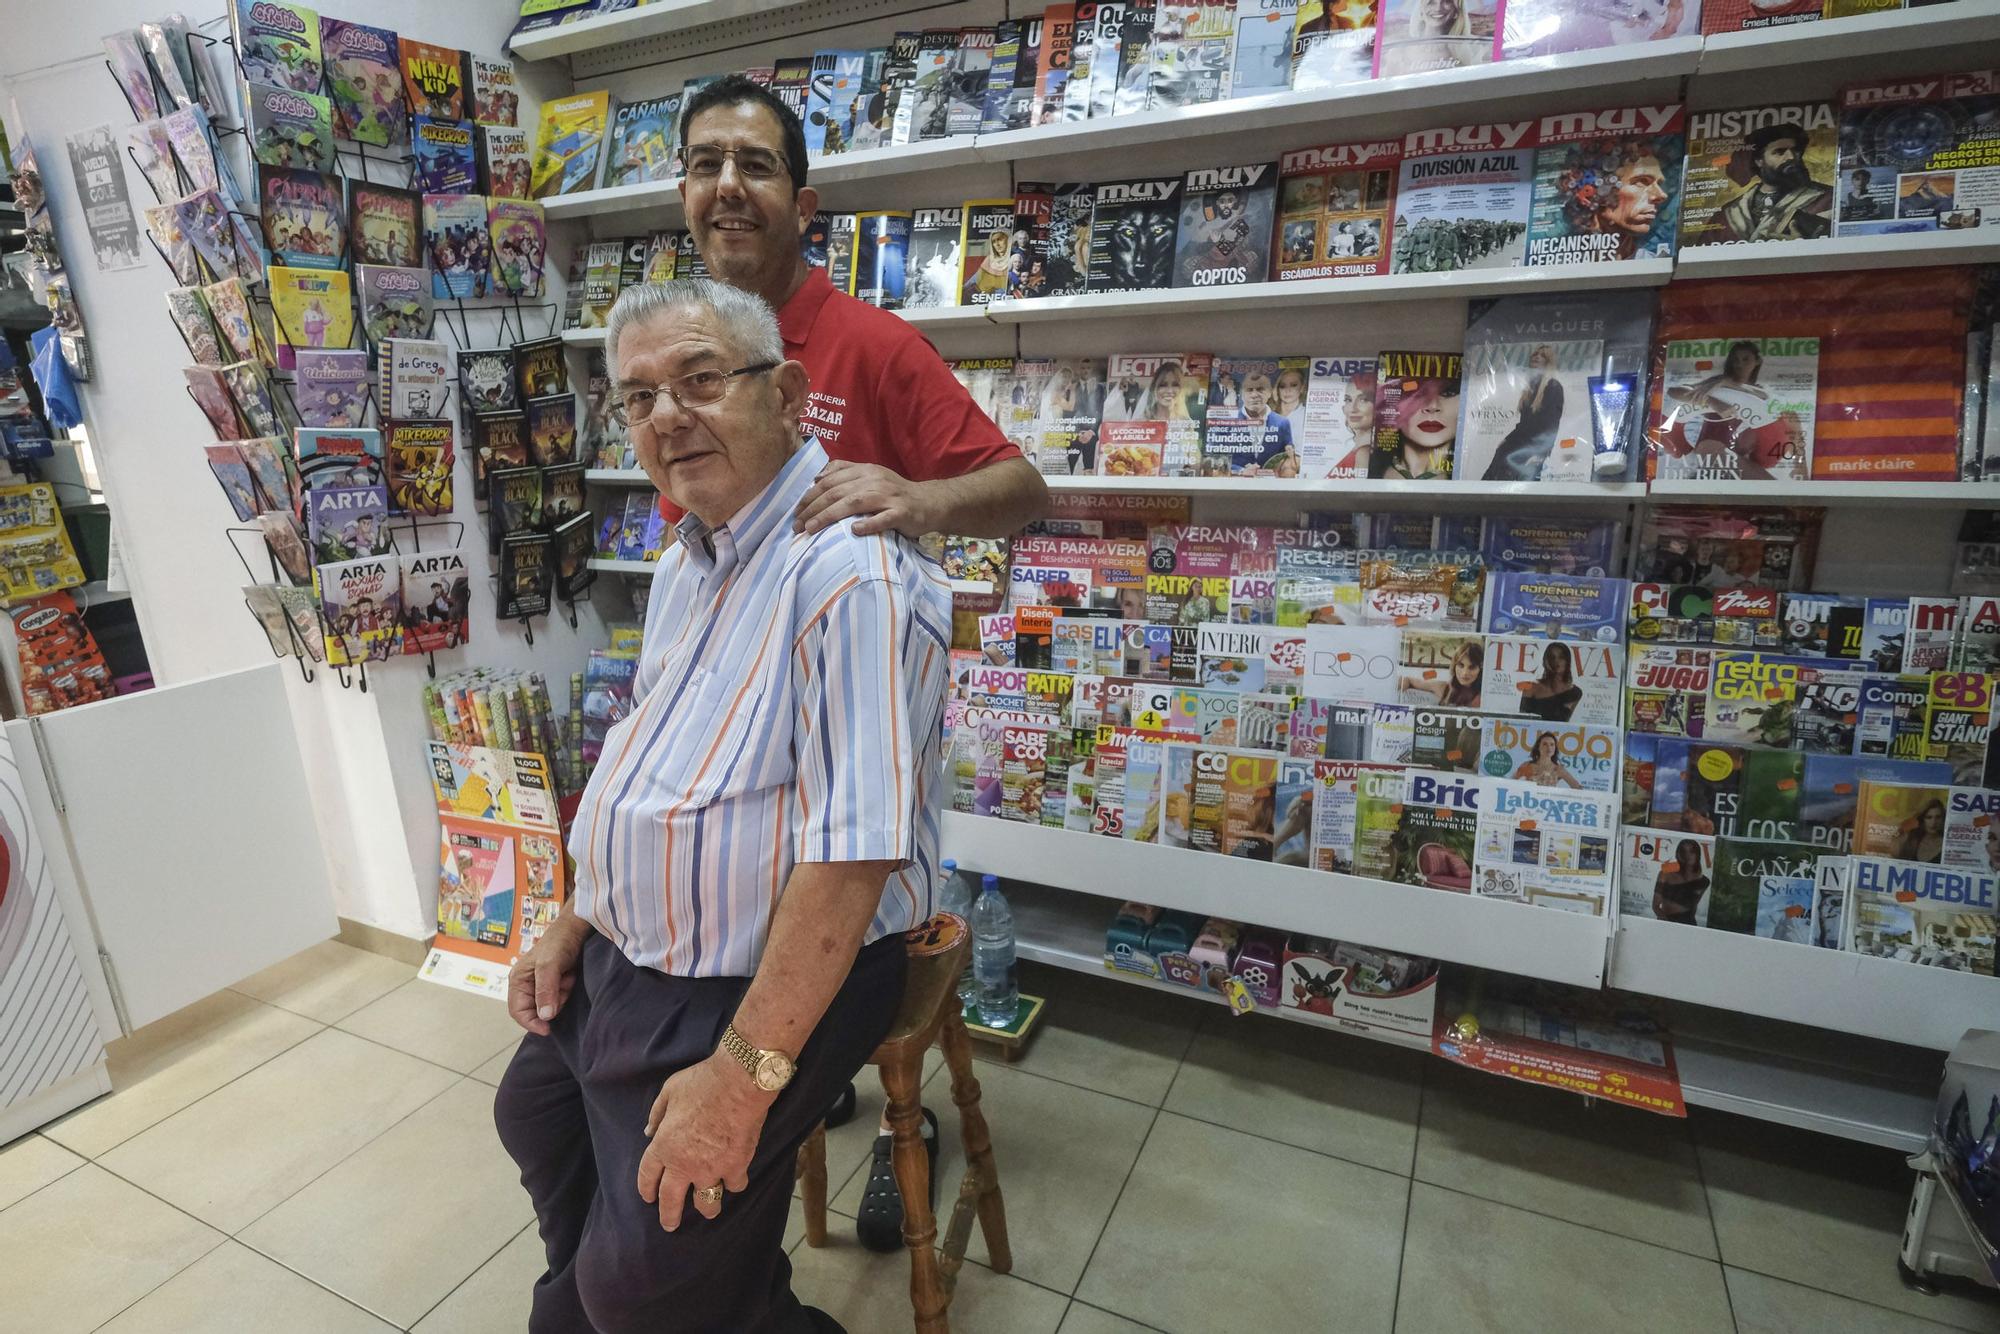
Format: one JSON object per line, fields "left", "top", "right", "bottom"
{"left": 671, "top": 75, "right": 1047, "bottom": 539}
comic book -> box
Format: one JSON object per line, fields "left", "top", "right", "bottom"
{"left": 204, "top": 445, "right": 259, "bottom": 520}
{"left": 382, "top": 338, "right": 452, "bottom": 419}
{"left": 1846, "top": 856, "right": 1997, "bottom": 973}
{"left": 1275, "top": 141, "right": 1398, "bottom": 281}
{"left": 294, "top": 349, "right": 370, "bottom": 428}
{"left": 1291, "top": 0, "right": 1377, "bottom": 91}
{"left": 423, "top": 194, "right": 490, "bottom": 299}
{"left": 1372, "top": 0, "right": 1495, "bottom": 75}
{"left": 1648, "top": 336, "right": 1817, "bottom": 481}
{"left": 516, "top": 338, "right": 568, "bottom": 399}
{"left": 401, "top": 38, "right": 467, "bottom": 122}
{"left": 1173, "top": 162, "right": 1277, "bottom": 288}
{"left": 268, "top": 266, "right": 354, "bottom": 370}
{"left": 307, "top": 483, "right": 391, "bottom": 563}
{"left": 1485, "top": 635, "right": 1622, "bottom": 726}
{"left": 1369, "top": 350, "right": 1460, "bottom": 480}
{"left": 258, "top": 511, "right": 313, "bottom": 585}
{"left": 174, "top": 189, "right": 253, "bottom": 282}
{"left": 1472, "top": 777, "right": 1615, "bottom": 912}
{"left": 102, "top": 30, "right": 160, "bottom": 121}
{"left": 223, "top": 360, "right": 292, "bottom": 440}
{"left": 348, "top": 183, "right": 421, "bottom": 267}
{"left": 481, "top": 128, "right": 532, "bottom": 200}
{"left": 236, "top": 437, "right": 293, "bottom": 517}
{"left": 233, "top": 0, "right": 322, "bottom": 93}
{"left": 1229, "top": 0, "right": 1299, "bottom": 98}
{"left": 400, "top": 550, "right": 469, "bottom": 653}
{"left": 249, "top": 85, "right": 335, "bottom": 173}
{"left": 1389, "top": 122, "right": 1533, "bottom": 274}
{"left": 1708, "top": 835, "right": 1820, "bottom": 934}
{"left": 317, "top": 553, "right": 399, "bottom": 664}
{"left": 458, "top": 348, "right": 519, "bottom": 416}
{"left": 413, "top": 117, "right": 478, "bottom": 195}
{"left": 531, "top": 92, "right": 610, "bottom": 199}
{"left": 1679, "top": 103, "right": 1837, "bottom": 248}
{"left": 145, "top": 201, "right": 200, "bottom": 286}
{"left": 526, "top": 395, "right": 577, "bottom": 467}
{"left": 904, "top": 206, "right": 962, "bottom": 309}
{"left": 354, "top": 264, "right": 431, "bottom": 345}
{"left": 1087, "top": 178, "right": 1182, "bottom": 292}
{"left": 470, "top": 57, "right": 519, "bottom": 128}
{"left": 470, "top": 414, "right": 529, "bottom": 499}
{"left": 1836, "top": 71, "right": 2000, "bottom": 238}
{"left": 542, "top": 463, "right": 584, "bottom": 529}
{"left": 602, "top": 95, "right": 681, "bottom": 188}
{"left": 498, "top": 532, "right": 552, "bottom": 618}
{"left": 385, "top": 419, "right": 453, "bottom": 515}
{"left": 1620, "top": 827, "right": 1716, "bottom": 924}
{"left": 166, "top": 287, "right": 225, "bottom": 367}
{"left": 1011, "top": 181, "right": 1095, "bottom": 298}
{"left": 487, "top": 200, "right": 547, "bottom": 298}
{"left": 295, "top": 426, "right": 383, "bottom": 491}
{"left": 490, "top": 467, "right": 544, "bottom": 548}
{"left": 259, "top": 167, "right": 343, "bottom": 270}
{"left": 957, "top": 199, "right": 1016, "bottom": 306}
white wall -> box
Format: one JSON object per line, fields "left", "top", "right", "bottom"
{"left": 0, "top": 0, "right": 618, "bottom": 938}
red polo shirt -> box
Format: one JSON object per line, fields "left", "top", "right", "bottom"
{"left": 657, "top": 268, "right": 1020, "bottom": 518}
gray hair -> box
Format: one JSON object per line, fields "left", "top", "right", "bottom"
{"left": 603, "top": 277, "right": 784, "bottom": 371}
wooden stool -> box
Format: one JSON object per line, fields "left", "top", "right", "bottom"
{"left": 795, "top": 917, "right": 1012, "bottom": 1333}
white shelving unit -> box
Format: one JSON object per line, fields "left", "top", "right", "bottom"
{"left": 1042, "top": 476, "right": 1646, "bottom": 503}
{"left": 1697, "top": 0, "right": 2000, "bottom": 75}
{"left": 1674, "top": 229, "right": 2000, "bottom": 279}
{"left": 941, "top": 812, "right": 1612, "bottom": 990}
{"left": 1647, "top": 479, "right": 1999, "bottom": 506}
{"left": 585, "top": 557, "right": 657, "bottom": 574}
{"left": 584, "top": 468, "right": 649, "bottom": 484}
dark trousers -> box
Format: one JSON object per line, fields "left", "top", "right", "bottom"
{"left": 494, "top": 930, "right": 906, "bottom": 1333}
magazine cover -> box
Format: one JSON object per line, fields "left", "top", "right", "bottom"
{"left": 1385, "top": 769, "right": 1480, "bottom": 891}
{"left": 1296, "top": 356, "right": 1376, "bottom": 477}
{"left": 948, "top": 29, "right": 998, "bottom": 134}
{"left": 1299, "top": 759, "right": 1385, "bottom": 871}
{"left": 317, "top": 553, "right": 400, "bottom": 664}
{"left": 1346, "top": 762, "right": 1409, "bottom": 878}
{"left": 1086, "top": 178, "right": 1182, "bottom": 292}
{"left": 222, "top": 361, "right": 292, "bottom": 440}
{"left": 1701, "top": 650, "right": 1831, "bottom": 747}
{"left": 487, "top": 200, "right": 547, "bottom": 297}
{"left": 905, "top": 206, "right": 963, "bottom": 309}
{"left": 1458, "top": 336, "right": 1604, "bottom": 481}
{"left": 1201, "top": 357, "right": 1296, "bottom": 475}
{"left": 1389, "top": 122, "right": 1533, "bottom": 273}
{"left": 234, "top": 0, "right": 322, "bottom": 93}
{"left": 1275, "top": 141, "right": 1398, "bottom": 281}
{"left": 1480, "top": 716, "right": 1618, "bottom": 792}
{"left": 248, "top": 85, "right": 335, "bottom": 173}
{"left": 1924, "top": 671, "right": 1994, "bottom": 786}
{"left": 1525, "top": 106, "right": 1685, "bottom": 265}
{"left": 1647, "top": 738, "right": 1740, "bottom": 833}
{"left": 295, "top": 348, "right": 370, "bottom": 428}
{"left": 527, "top": 394, "right": 578, "bottom": 467}
{"left": 413, "top": 117, "right": 478, "bottom": 194}
{"left": 1486, "top": 572, "right": 1626, "bottom": 641}
{"left": 481, "top": 128, "right": 532, "bottom": 199}
{"left": 531, "top": 92, "right": 610, "bottom": 198}
{"left": 1679, "top": 103, "right": 1837, "bottom": 247}
{"left": 1292, "top": 0, "right": 1378, "bottom": 91}
{"left": 348, "top": 183, "right": 421, "bottom": 266}
{"left": 1753, "top": 872, "right": 1818, "bottom": 942}
{"left": 458, "top": 348, "right": 519, "bottom": 415}
{"left": 1058, "top": 6, "right": 1103, "bottom": 122}
{"left": 1370, "top": 350, "right": 1460, "bottom": 479}
{"left": 1836, "top": 71, "right": 2000, "bottom": 238}
{"left": 355, "top": 264, "right": 431, "bottom": 345}
{"left": 1096, "top": 353, "right": 1209, "bottom": 477}
{"left": 602, "top": 95, "right": 681, "bottom": 188}
{"left": 1472, "top": 777, "right": 1615, "bottom": 911}
{"left": 1847, "top": 856, "right": 1997, "bottom": 973}
{"left": 399, "top": 550, "right": 469, "bottom": 653}
{"left": 1173, "top": 162, "right": 1277, "bottom": 287}
{"left": 1485, "top": 635, "right": 1622, "bottom": 726}
{"left": 853, "top": 212, "right": 914, "bottom": 309}
{"left": 1709, "top": 835, "right": 1820, "bottom": 934}
{"left": 1620, "top": 828, "right": 1716, "bottom": 924}
{"left": 307, "top": 484, "right": 391, "bottom": 563}
{"left": 264, "top": 266, "right": 350, "bottom": 371}
{"left": 470, "top": 57, "right": 520, "bottom": 128}
{"left": 987, "top": 17, "right": 1037, "bottom": 130}
{"left": 1905, "top": 595, "right": 1960, "bottom": 674}
{"left": 385, "top": 419, "right": 453, "bottom": 515}
{"left": 1146, "top": 2, "right": 1235, "bottom": 109}
{"left": 1945, "top": 786, "right": 2000, "bottom": 872}
{"left": 1780, "top": 590, "right": 1867, "bottom": 659}
{"left": 517, "top": 338, "right": 568, "bottom": 398}
{"left": 1408, "top": 706, "right": 1485, "bottom": 772}
{"left": 295, "top": 427, "right": 383, "bottom": 490}
{"left": 893, "top": 30, "right": 958, "bottom": 142}
{"left": 957, "top": 199, "right": 1016, "bottom": 305}
{"left": 383, "top": 337, "right": 453, "bottom": 419}
{"left": 259, "top": 167, "right": 343, "bottom": 270}
{"left": 401, "top": 38, "right": 466, "bottom": 122}
{"left": 1499, "top": 0, "right": 1697, "bottom": 59}
{"left": 1012, "top": 181, "right": 1095, "bottom": 297}
{"left": 498, "top": 531, "right": 553, "bottom": 618}
{"left": 1701, "top": 0, "right": 1819, "bottom": 31}
{"left": 1484, "top": 516, "right": 1623, "bottom": 576}
{"left": 1230, "top": 0, "right": 1300, "bottom": 97}
{"left": 423, "top": 194, "right": 491, "bottom": 299}
{"left": 1372, "top": 0, "right": 1496, "bottom": 76}
{"left": 1649, "top": 337, "right": 1817, "bottom": 481}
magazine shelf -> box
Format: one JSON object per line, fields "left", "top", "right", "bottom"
{"left": 584, "top": 469, "right": 650, "bottom": 484}
{"left": 1697, "top": 0, "right": 2000, "bottom": 78}
{"left": 586, "top": 557, "right": 656, "bottom": 574}
{"left": 562, "top": 302, "right": 984, "bottom": 347}
{"left": 1674, "top": 230, "right": 2000, "bottom": 280}
{"left": 1041, "top": 476, "right": 1647, "bottom": 505}
{"left": 542, "top": 177, "right": 682, "bottom": 225}
{"left": 940, "top": 811, "right": 1612, "bottom": 990}
{"left": 1611, "top": 917, "right": 2000, "bottom": 1054}
{"left": 1645, "top": 480, "right": 1999, "bottom": 506}
{"left": 509, "top": 0, "right": 819, "bottom": 63}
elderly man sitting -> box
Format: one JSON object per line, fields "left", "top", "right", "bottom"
{"left": 494, "top": 277, "right": 952, "bottom": 1334}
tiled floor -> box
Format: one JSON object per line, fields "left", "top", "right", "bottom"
{"left": 3, "top": 940, "right": 1996, "bottom": 1333}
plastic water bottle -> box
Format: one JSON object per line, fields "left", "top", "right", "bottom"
{"left": 972, "top": 874, "right": 1018, "bottom": 1028}
{"left": 936, "top": 860, "right": 977, "bottom": 1009}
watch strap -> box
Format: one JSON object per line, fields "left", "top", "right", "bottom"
{"left": 719, "top": 1023, "right": 761, "bottom": 1080}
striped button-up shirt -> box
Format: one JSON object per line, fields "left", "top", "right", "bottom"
{"left": 568, "top": 438, "right": 952, "bottom": 977}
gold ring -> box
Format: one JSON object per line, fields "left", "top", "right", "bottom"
{"left": 696, "top": 1185, "right": 723, "bottom": 1206}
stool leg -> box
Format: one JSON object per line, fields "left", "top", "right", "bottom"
{"left": 796, "top": 1123, "right": 828, "bottom": 1248}
{"left": 883, "top": 1054, "right": 948, "bottom": 1334}
{"left": 939, "top": 1010, "right": 1012, "bottom": 1275}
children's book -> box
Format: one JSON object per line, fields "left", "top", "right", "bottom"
{"left": 603, "top": 95, "right": 682, "bottom": 188}
{"left": 423, "top": 194, "right": 491, "bottom": 299}
{"left": 249, "top": 85, "right": 335, "bottom": 173}
{"left": 321, "top": 19, "right": 405, "bottom": 148}
{"left": 470, "top": 414, "right": 530, "bottom": 499}
{"left": 205, "top": 445, "right": 261, "bottom": 520}
{"left": 531, "top": 92, "right": 611, "bottom": 199}
{"left": 258, "top": 511, "right": 314, "bottom": 585}
{"left": 317, "top": 553, "right": 400, "bottom": 664}
{"left": 498, "top": 532, "right": 553, "bottom": 618}
{"left": 515, "top": 338, "right": 569, "bottom": 399}
{"left": 401, "top": 38, "right": 467, "bottom": 121}
{"left": 382, "top": 337, "right": 452, "bottom": 419}
{"left": 487, "top": 200, "right": 547, "bottom": 297}
{"left": 526, "top": 395, "right": 577, "bottom": 467}
{"left": 458, "top": 348, "right": 520, "bottom": 416}
{"left": 399, "top": 550, "right": 470, "bottom": 653}
{"left": 307, "top": 483, "right": 391, "bottom": 563}
{"left": 543, "top": 462, "right": 585, "bottom": 526}
{"left": 166, "top": 287, "right": 225, "bottom": 367}
{"left": 222, "top": 360, "right": 292, "bottom": 440}
{"left": 355, "top": 264, "right": 432, "bottom": 345}
{"left": 295, "top": 426, "right": 383, "bottom": 491}
{"left": 385, "top": 419, "right": 454, "bottom": 515}
{"left": 259, "top": 166, "right": 344, "bottom": 270}
{"left": 294, "top": 349, "right": 370, "bottom": 428}
{"left": 238, "top": 438, "right": 294, "bottom": 515}
{"left": 348, "top": 183, "right": 421, "bottom": 267}
{"left": 554, "top": 511, "right": 597, "bottom": 601}
{"left": 480, "top": 127, "right": 532, "bottom": 199}
{"left": 470, "top": 57, "right": 520, "bottom": 128}
{"left": 413, "top": 117, "right": 479, "bottom": 194}
{"left": 266, "top": 265, "right": 352, "bottom": 369}
{"left": 234, "top": 0, "right": 322, "bottom": 93}
{"left": 491, "top": 467, "right": 545, "bottom": 547}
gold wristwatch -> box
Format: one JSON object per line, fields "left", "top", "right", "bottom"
{"left": 719, "top": 1024, "right": 796, "bottom": 1092}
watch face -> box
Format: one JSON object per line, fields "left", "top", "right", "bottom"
{"left": 755, "top": 1052, "right": 795, "bottom": 1091}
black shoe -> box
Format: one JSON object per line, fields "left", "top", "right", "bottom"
{"left": 822, "top": 1081, "right": 858, "bottom": 1130}
{"left": 855, "top": 1107, "right": 938, "bottom": 1254}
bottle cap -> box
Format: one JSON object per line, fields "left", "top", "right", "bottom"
{"left": 941, "top": 858, "right": 957, "bottom": 873}
{"left": 982, "top": 873, "right": 998, "bottom": 889}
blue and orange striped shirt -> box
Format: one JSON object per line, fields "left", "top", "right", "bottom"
{"left": 568, "top": 438, "right": 952, "bottom": 977}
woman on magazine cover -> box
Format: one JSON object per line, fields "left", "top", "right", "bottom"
{"left": 1516, "top": 641, "right": 1584, "bottom": 722}
{"left": 1398, "top": 638, "right": 1483, "bottom": 709}
{"left": 1480, "top": 344, "right": 1566, "bottom": 481}
{"left": 1894, "top": 799, "right": 1947, "bottom": 864}
{"left": 1654, "top": 839, "right": 1711, "bottom": 925}
{"left": 1509, "top": 731, "right": 1583, "bottom": 789}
